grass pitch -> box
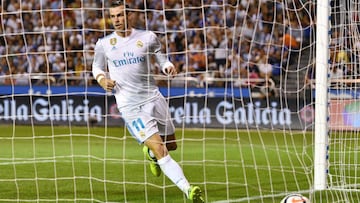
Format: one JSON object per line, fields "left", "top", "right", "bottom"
{"left": 0, "top": 125, "right": 357, "bottom": 202}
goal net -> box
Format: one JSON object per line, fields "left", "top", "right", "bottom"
{"left": 325, "top": 0, "right": 360, "bottom": 196}
{"left": 0, "top": 0, "right": 358, "bottom": 202}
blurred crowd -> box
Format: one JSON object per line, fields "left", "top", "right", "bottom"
{"left": 304, "top": 0, "right": 360, "bottom": 90}
{"left": 0, "top": 0, "right": 315, "bottom": 94}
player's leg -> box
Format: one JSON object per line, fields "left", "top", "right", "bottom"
{"left": 157, "top": 95, "right": 177, "bottom": 151}
{"left": 142, "top": 144, "right": 162, "bottom": 177}
{"left": 121, "top": 105, "right": 163, "bottom": 177}
{"left": 136, "top": 97, "right": 204, "bottom": 202}
{"left": 142, "top": 95, "right": 177, "bottom": 175}
{"left": 144, "top": 134, "right": 204, "bottom": 202}
{"left": 143, "top": 133, "right": 176, "bottom": 177}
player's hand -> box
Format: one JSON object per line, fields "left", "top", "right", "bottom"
{"left": 99, "top": 78, "right": 116, "bottom": 92}
{"left": 164, "top": 65, "right": 177, "bottom": 77}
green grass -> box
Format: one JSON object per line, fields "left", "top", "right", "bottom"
{"left": 0, "top": 125, "right": 358, "bottom": 203}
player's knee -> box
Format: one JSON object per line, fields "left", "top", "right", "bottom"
{"left": 150, "top": 143, "right": 168, "bottom": 159}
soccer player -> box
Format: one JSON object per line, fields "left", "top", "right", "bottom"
{"left": 91, "top": 1, "right": 204, "bottom": 202}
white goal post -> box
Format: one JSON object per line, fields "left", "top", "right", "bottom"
{"left": 314, "top": 0, "right": 329, "bottom": 191}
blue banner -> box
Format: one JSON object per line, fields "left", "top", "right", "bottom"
{"left": 2, "top": 85, "right": 359, "bottom": 99}
{"left": 0, "top": 85, "right": 251, "bottom": 98}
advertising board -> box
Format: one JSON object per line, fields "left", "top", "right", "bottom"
{"left": 0, "top": 95, "right": 312, "bottom": 130}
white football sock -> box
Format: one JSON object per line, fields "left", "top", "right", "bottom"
{"left": 157, "top": 154, "right": 191, "bottom": 196}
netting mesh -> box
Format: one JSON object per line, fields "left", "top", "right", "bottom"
{"left": 0, "top": 0, "right": 359, "bottom": 202}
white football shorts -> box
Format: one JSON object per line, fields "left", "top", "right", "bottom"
{"left": 120, "top": 96, "right": 175, "bottom": 143}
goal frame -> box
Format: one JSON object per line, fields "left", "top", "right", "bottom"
{"left": 314, "top": 0, "right": 329, "bottom": 190}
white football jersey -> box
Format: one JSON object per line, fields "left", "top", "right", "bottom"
{"left": 92, "top": 29, "right": 173, "bottom": 111}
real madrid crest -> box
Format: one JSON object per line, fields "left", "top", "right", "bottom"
{"left": 110, "top": 38, "right": 117, "bottom": 50}
{"left": 110, "top": 38, "right": 117, "bottom": 46}
{"left": 136, "top": 40, "right": 143, "bottom": 48}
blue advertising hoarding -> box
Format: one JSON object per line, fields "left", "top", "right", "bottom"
{"left": 0, "top": 85, "right": 251, "bottom": 98}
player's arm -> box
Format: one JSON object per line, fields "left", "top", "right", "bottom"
{"left": 92, "top": 39, "right": 116, "bottom": 92}
{"left": 150, "top": 33, "right": 177, "bottom": 77}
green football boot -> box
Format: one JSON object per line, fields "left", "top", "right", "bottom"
{"left": 188, "top": 185, "right": 204, "bottom": 203}
{"left": 143, "top": 146, "right": 161, "bottom": 177}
